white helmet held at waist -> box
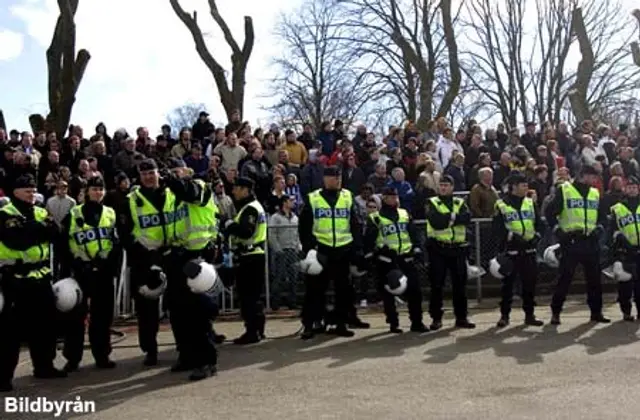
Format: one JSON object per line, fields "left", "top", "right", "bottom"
{"left": 467, "top": 261, "right": 486, "bottom": 278}
{"left": 612, "top": 261, "right": 633, "bottom": 282}
{"left": 299, "top": 249, "right": 324, "bottom": 275}
{"left": 52, "top": 278, "right": 83, "bottom": 312}
{"left": 184, "top": 260, "right": 224, "bottom": 295}
{"left": 543, "top": 244, "right": 561, "bottom": 268}
{"left": 138, "top": 265, "right": 167, "bottom": 299}
{"left": 489, "top": 254, "right": 514, "bottom": 280}
{"left": 385, "top": 269, "right": 408, "bottom": 296}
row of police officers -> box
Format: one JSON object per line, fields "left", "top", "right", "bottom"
{"left": 2, "top": 161, "right": 640, "bottom": 393}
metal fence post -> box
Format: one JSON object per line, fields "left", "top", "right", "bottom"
{"left": 474, "top": 220, "right": 482, "bottom": 303}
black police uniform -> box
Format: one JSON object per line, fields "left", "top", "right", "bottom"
{"left": 0, "top": 175, "right": 66, "bottom": 392}
{"left": 224, "top": 177, "right": 267, "bottom": 345}
{"left": 491, "top": 175, "right": 544, "bottom": 327}
{"left": 59, "top": 178, "right": 120, "bottom": 371}
{"left": 363, "top": 189, "right": 427, "bottom": 333}
{"left": 298, "top": 167, "right": 363, "bottom": 339}
{"left": 425, "top": 176, "right": 475, "bottom": 329}
{"left": 118, "top": 159, "right": 206, "bottom": 365}
{"left": 545, "top": 166, "right": 609, "bottom": 324}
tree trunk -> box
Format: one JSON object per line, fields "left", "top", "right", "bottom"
{"left": 0, "top": 110, "right": 6, "bottom": 131}
{"left": 632, "top": 10, "right": 640, "bottom": 66}
{"left": 435, "top": 0, "right": 461, "bottom": 119}
{"left": 169, "top": 0, "right": 254, "bottom": 122}
{"left": 568, "top": 7, "right": 593, "bottom": 124}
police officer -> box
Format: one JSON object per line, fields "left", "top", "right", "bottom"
{"left": 59, "top": 176, "right": 119, "bottom": 372}
{"left": 425, "top": 175, "right": 475, "bottom": 330}
{"left": 165, "top": 158, "right": 219, "bottom": 380}
{"left": 0, "top": 175, "right": 66, "bottom": 392}
{"left": 299, "top": 166, "right": 362, "bottom": 339}
{"left": 492, "top": 173, "right": 544, "bottom": 327}
{"left": 119, "top": 158, "right": 205, "bottom": 365}
{"left": 545, "top": 165, "right": 609, "bottom": 324}
{"left": 608, "top": 176, "right": 640, "bottom": 321}
{"left": 363, "top": 187, "right": 428, "bottom": 333}
{"left": 225, "top": 177, "right": 267, "bottom": 345}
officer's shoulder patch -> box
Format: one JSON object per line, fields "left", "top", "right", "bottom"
{"left": 247, "top": 214, "right": 256, "bottom": 224}
{"left": 5, "top": 218, "right": 19, "bottom": 228}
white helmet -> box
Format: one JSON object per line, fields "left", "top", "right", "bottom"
{"left": 467, "top": 261, "right": 486, "bottom": 278}
{"left": 613, "top": 261, "right": 633, "bottom": 282}
{"left": 299, "top": 250, "right": 323, "bottom": 275}
{"left": 489, "top": 254, "right": 514, "bottom": 280}
{"left": 138, "top": 265, "right": 167, "bottom": 299}
{"left": 385, "top": 269, "right": 408, "bottom": 296}
{"left": 350, "top": 265, "right": 367, "bottom": 278}
{"left": 184, "top": 260, "right": 223, "bottom": 295}
{"left": 52, "top": 278, "right": 83, "bottom": 312}
{"left": 543, "top": 244, "right": 561, "bottom": 268}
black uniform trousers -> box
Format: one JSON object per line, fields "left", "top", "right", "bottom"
{"left": 376, "top": 255, "right": 423, "bottom": 326}
{"left": 301, "top": 251, "right": 351, "bottom": 328}
{"left": 500, "top": 252, "right": 537, "bottom": 317}
{"left": 62, "top": 266, "right": 115, "bottom": 364}
{"left": 235, "top": 253, "right": 266, "bottom": 336}
{"left": 617, "top": 254, "right": 640, "bottom": 315}
{"left": 131, "top": 264, "right": 160, "bottom": 355}
{"left": 428, "top": 244, "right": 469, "bottom": 322}
{"left": 0, "top": 272, "right": 57, "bottom": 381}
{"left": 550, "top": 239, "right": 602, "bottom": 315}
{"left": 165, "top": 249, "right": 217, "bottom": 367}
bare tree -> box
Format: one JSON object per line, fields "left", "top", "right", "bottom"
{"left": 568, "top": 7, "right": 593, "bottom": 123}
{"left": 166, "top": 103, "right": 209, "bottom": 132}
{"left": 169, "top": 0, "right": 254, "bottom": 122}
{"left": 28, "top": 0, "right": 90, "bottom": 139}
{"left": 632, "top": 9, "right": 640, "bottom": 66}
{"left": 266, "top": 0, "right": 377, "bottom": 130}
{"left": 338, "top": 0, "right": 462, "bottom": 130}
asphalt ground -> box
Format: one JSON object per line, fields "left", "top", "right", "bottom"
{"left": 3, "top": 296, "right": 640, "bottom": 419}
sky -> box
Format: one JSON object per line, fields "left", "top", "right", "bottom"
{"left": 0, "top": 0, "right": 300, "bottom": 136}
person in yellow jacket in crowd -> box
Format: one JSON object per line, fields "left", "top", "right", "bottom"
{"left": 0, "top": 175, "right": 66, "bottom": 392}
{"left": 225, "top": 177, "right": 268, "bottom": 345}
{"left": 118, "top": 158, "right": 210, "bottom": 367}
{"left": 425, "top": 175, "right": 475, "bottom": 330}
{"left": 59, "top": 176, "right": 120, "bottom": 373}
{"left": 545, "top": 165, "right": 609, "bottom": 325}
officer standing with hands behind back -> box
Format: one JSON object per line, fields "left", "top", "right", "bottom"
{"left": 363, "top": 187, "right": 428, "bottom": 333}
{"left": 425, "top": 174, "right": 475, "bottom": 330}
{"left": 545, "top": 165, "right": 609, "bottom": 325}
{"left": 59, "top": 176, "right": 119, "bottom": 372}
{"left": 0, "top": 175, "right": 66, "bottom": 393}
{"left": 491, "top": 173, "right": 544, "bottom": 328}
{"left": 225, "top": 177, "right": 268, "bottom": 345}
{"left": 299, "top": 166, "right": 362, "bottom": 340}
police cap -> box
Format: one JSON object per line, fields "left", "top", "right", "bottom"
{"left": 167, "top": 157, "right": 187, "bottom": 169}
{"left": 234, "top": 177, "right": 255, "bottom": 190}
{"left": 381, "top": 186, "right": 398, "bottom": 196}
{"left": 323, "top": 166, "right": 342, "bottom": 177}
{"left": 14, "top": 174, "right": 37, "bottom": 190}
{"left": 439, "top": 175, "right": 454, "bottom": 185}
{"left": 507, "top": 172, "right": 528, "bottom": 186}
{"left": 86, "top": 176, "right": 105, "bottom": 189}
{"left": 138, "top": 158, "right": 158, "bottom": 172}
{"left": 580, "top": 165, "right": 599, "bottom": 177}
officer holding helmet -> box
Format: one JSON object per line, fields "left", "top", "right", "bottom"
{"left": 166, "top": 158, "right": 220, "bottom": 380}
{"left": 59, "top": 176, "right": 119, "bottom": 372}
{"left": 545, "top": 165, "right": 608, "bottom": 325}
{"left": 119, "top": 158, "right": 206, "bottom": 365}
{"left": 0, "top": 175, "right": 65, "bottom": 392}
{"left": 491, "top": 172, "right": 544, "bottom": 328}
{"left": 299, "top": 166, "right": 363, "bottom": 340}
{"left": 425, "top": 174, "right": 475, "bottom": 330}
{"left": 608, "top": 176, "right": 640, "bottom": 321}
{"left": 363, "top": 187, "right": 428, "bottom": 333}
{"left": 225, "top": 177, "right": 268, "bottom": 345}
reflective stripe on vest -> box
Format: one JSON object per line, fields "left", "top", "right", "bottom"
{"left": 371, "top": 209, "right": 412, "bottom": 254}
{"left": 128, "top": 187, "right": 186, "bottom": 250}
{"left": 231, "top": 200, "right": 267, "bottom": 255}
{"left": 175, "top": 180, "right": 220, "bottom": 251}
{"left": 558, "top": 183, "right": 599, "bottom": 234}
{"left": 425, "top": 196, "right": 466, "bottom": 243}
{"left": 0, "top": 203, "right": 51, "bottom": 267}
{"left": 308, "top": 189, "right": 353, "bottom": 248}
{"left": 611, "top": 202, "right": 640, "bottom": 246}
{"left": 68, "top": 204, "right": 116, "bottom": 261}
{"left": 495, "top": 197, "right": 536, "bottom": 241}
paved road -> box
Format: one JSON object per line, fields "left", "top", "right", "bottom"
{"left": 4, "top": 298, "right": 640, "bottom": 419}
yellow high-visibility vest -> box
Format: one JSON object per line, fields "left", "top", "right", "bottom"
{"left": 426, "top": 196, "right": 466, "bottom": 243}
{"left": 68, "top": 204, "right": 116, "bottom": 261}
{"left": 308, "top": 189, "right": 353, "bottom": 248}
{"left": 611, "top": 202, "right": 640, "bottom": 246}
{"left": 558, "top": 183, "right": 599, "bottom": 234}
{"left": 495, "top": 197, "right": 536, "bottom": 240}
{"left": 231, "top": 200, "right": 267, "bottom": 255}
{"left": 370, "top": 209, "right": 412, "bottom": 254}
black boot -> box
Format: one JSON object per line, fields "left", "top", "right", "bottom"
{"left": 213, "top": 333, "right": 226, "bottom": 344}
{"left": 590, "top": 313, "right": 611, "bottom": 323}
{"left": 171, "top": 359, "right": 193, "bottom": 373}
{"left": 188, "top": 365, "right": 214, "bottom": 381}
{"left": 327, "top": 324, "right": 355, "bottom": 337}
{"left": 389, "top": 323, "right": 403, "bottom": 334}
{"left": 455, "top": 319, "right": 476, "bottom": 329}
{"left": 550, "top": 314, "right": 561, "bottom": 325}
{"left": 496, "top": 316, "right": 509, "bottom": 328}
{"left": 33, "top": 367, "right": 67, "bottom": 379}
{"left": 410, "top": 322, "right": 429, "bottom": 333}
{"left": 623, "top": 313, "right": 635, "bottom": 322}
{"left": 524, "top": 315, "right": 544, "bottom": 326}
{"left": 63, "top": 361, "right": 80, "bottom": 373}
{"left": 300, "top": 326, "right": 315, "bottom": 340}
{"left": 349, "top": 317, "right": 370, "bottom": 329}
{"left": 312, "top": 321, "right": 326, "bottom": 334}
{"left": 95, "top": 359, "right": 116, "bottom": 369}
{"left": 233, "top": 331, "right": 261, "bottom": 345}
{"left": 430, "top": 320, "right": 443, "bottom": 331}
{"left": 143, "top": 351, "right": 158, "bottom": 366}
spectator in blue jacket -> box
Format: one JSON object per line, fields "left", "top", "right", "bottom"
{"left": 317, "top": 121, "right": 336, "bottom": 157}
{"left": 387, "top": 167, "right": 414, "bottom": 211}
{"left": 184, "top": 143, "right": 209, "bottom": 179}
